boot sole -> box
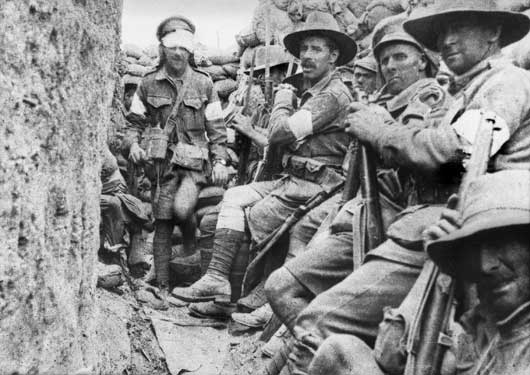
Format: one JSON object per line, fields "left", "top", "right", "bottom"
{"left": 171, "top": 291, "right": 230, "bottom": 303}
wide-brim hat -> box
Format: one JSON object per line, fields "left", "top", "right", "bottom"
{"left": 372, "top": 13, "right": 440, "bottom": 77}
{"left": 403, "top": 0, "right": 530, "bottom": 52}
{"left": 244, "top": 45, "right": 298, "bottom": 75}
{"left": 283, "top": 11, "right": 357, "bottom": 66}
{"left": 427, "top": 170, "right": 530, "bottom": 279}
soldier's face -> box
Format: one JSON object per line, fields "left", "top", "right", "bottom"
{"left": 353, "top": 66, "right": 377, "bottom": 94}
{"left": 472, "top": 228, "right": 530, "bottom": 321}
{"left": 437, "top": 16, "right": 501, "bottom": 75}
{"left": 378, "top": 43, "right": 426, "bottom": 95}
{"left": 299, "top": 36, "right": 339, "bottom": 84}
{"left": 160, "top": 20, "right": 191, "bottom": 73}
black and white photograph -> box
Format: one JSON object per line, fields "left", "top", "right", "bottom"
{"left": 1, "top": 0, "right": 530, "bottom": 374}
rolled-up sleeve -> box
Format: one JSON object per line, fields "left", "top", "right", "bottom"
{"left": 204, "top": 82, "right": 228, "bottom": 160}
{"left": 268, "top": 92, "right": 342, "bottom": 146}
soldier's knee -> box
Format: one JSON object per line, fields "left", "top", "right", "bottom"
{"left": 173, "top": 205, "right": 194, "bottom": 223}
{"left": 221, "top": 185, "right": 246, "bottom": 206}
{"left": 265, "top": 267, "right": 297, "bottom": 307}
{"left": 309, "top": 335, "right": 382, "bottom": 375}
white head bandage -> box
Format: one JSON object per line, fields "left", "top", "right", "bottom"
{"left": 161, "top": 30, "right": 195, "bottom": 52}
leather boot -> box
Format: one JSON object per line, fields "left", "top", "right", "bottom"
{"left": 171, "top": 228, "right": 246, "bottom": 302}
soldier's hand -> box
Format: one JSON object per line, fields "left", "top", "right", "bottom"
{"left": 344, "top": 102, "right": 393, "bottom": 142}
{"left": 422, "top": 195, "right": 462, "bottom": 243}
{"left": 129, "top": 142, "right": 146, "bottom": 164}
{"left": 230, "top": 113, "right": 252, "bottom": 133}
{"left": 212, "top": 163, "right": 229, "bottom": 186}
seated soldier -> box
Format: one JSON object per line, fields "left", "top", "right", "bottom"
{"left": 275, "top": 0, "right": 530, "bottom": 372}
{"left": 309, "top": 170, "right": 530, "bottom": 375}
{"left": 229, "top": 53, "right": 381, "bottom": 327}
{"left": 264, "top": 12, "right": 445, "bottom": 350}
{"left": 172, "top": 12, "right": 356, "bottom": 311}
{"left": 100, "top": 145, "right": 150, "bottom": 263}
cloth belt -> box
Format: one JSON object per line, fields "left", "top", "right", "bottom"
{"left": 282, "top": 154, "right": 344, "bottom": 191}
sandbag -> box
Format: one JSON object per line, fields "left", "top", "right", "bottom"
{"left": 201, "top": 65, "right": 227, "bottom": 81}
{"left": 273, "top": 0, "right": 293, "bottom": 10}
{"left": 194, "top": 52, "right": 213, "bottom": 67}
{"left": 125, "top": 55, "right": 139, "bottom": 65}
{"left": 123, "top": 74, "right": 142, "bottom": 86}
{"left": 143, "top": 44, "right": 159, "bottom": 59}
{"left": 137, "top": 54, "right": 154, "bottom": 67}
{"left": 367, "top": 0, "right": 406, "bottom": 14}
{"left": 222, "top": 62, "right": 240, "bottom": 79}
{"left": 346, "top": 0, "right": 373, "bottom": 16}
{"left": 215, "top": 79, "right": 238, "bottom": 99}
{"left": 236, "top": 24, "right": 261, "bottom": 49}
{"left": 240, "top": 46, "right": 257, "bottom": 70}
{"left": 197, "top": 186, "right": 226, "bottom": 209}
{"left": 288, "top": 0, "right": 305, "bottom": 21}
{"left": 253, "top": 0, "right": 296, "bottom": 44}
{"left": 301, "top": 0, "right": 330, "bottom": 12}
{"left": 127, "top": 63, "right": 149, "bottom": 77}
{"left": 327, "top": 0, "right": 360, "bottom": 37}
{"left": 123, "top": 43, "right": 144, "bottom": 59}
{"left": 207, "top": 46, "right": 240, "bottom": 65}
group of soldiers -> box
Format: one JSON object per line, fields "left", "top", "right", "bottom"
{"left": 110, "top": 0, "right": 530, "bottom": 374}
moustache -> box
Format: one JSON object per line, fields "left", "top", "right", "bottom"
{"left": 301, "top": 60, "right": 316, "bottom": 69}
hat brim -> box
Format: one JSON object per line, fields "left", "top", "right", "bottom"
{"left": 427, "top": 210, "right": 530, "bottom": 278}
{"left": 404, "top": 10, "right": 530, "bottom": 52}
{"left": 283, "top": 29, "right": 357, "bottom": 66}
{"left": 244, "top": 62, "right": 297, "bottom": 75}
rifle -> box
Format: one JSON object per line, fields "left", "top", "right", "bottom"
{"left": 242, "top": 181, "right": 345, "bottom": 295}
{"left": 234, "top": 49, "right": 257, "bottom": 184}
{"left": 404, "top": 111, "right": 497, "bottom": 375}
{"left": 253, "top": 11, "right": 281, "bottom": 183}
{"left": 358, "top": 143, "right": 385, "bottom": 250}
{"left": 354, "top": 91, "right": 385, "bottom": 252}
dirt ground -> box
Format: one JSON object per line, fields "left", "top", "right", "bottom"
{"left": 95, "top": 283, "right": 270, "bottom": 375}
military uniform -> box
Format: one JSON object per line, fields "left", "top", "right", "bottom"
{"left": 171, "top": 11, "right": 359, "bottom": 304}
{"left": 126, "top": 66, "right": 226, "bottom": 218}
{"left": 297, "top": 44, "right": 530, "bottom": 375}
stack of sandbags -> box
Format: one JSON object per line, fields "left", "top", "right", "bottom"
{"left": 121, "top": 43, "right": 158, "bottom": 86}
{"left": 194, "top": 43, "right": 241, "bottom": 101}
{"left": 235, "top": 0, "right": 406, "bottom": 69}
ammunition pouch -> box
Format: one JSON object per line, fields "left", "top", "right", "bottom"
{"left": 282, "top": 154, "right": 344, "bottom": 192}
{"left": 169, "top": 142, "right": 209, "bottom": 172}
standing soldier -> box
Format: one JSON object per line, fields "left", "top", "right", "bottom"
{"left": 172, "top": 11, "right": 357, "bottom": 305}
{"left": 284, "top": 0, "right": 530, "bottom": 373}
{"left": 124, "top": 15, "right": 229, "bottom": 308}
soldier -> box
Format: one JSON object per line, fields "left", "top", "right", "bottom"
{"left": 124, "top": 15, "right": 229, "bottom": 308}
{"left": 265, "top": 13, "right": 445, "bottom": 349}
{"left": 283, "top": 0, "right": 530, "bottom": 373}
{"left": 171, "top": 12, "right": 357, "bottom": 306}
{"left": 309, "top": 170, "right": 530, "bottom": 375}
{"left": 228, "top": 45, "right": 297, "bottom": 183}
{"left": 352, "top": 54, "right": 378, "bottom": 95}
